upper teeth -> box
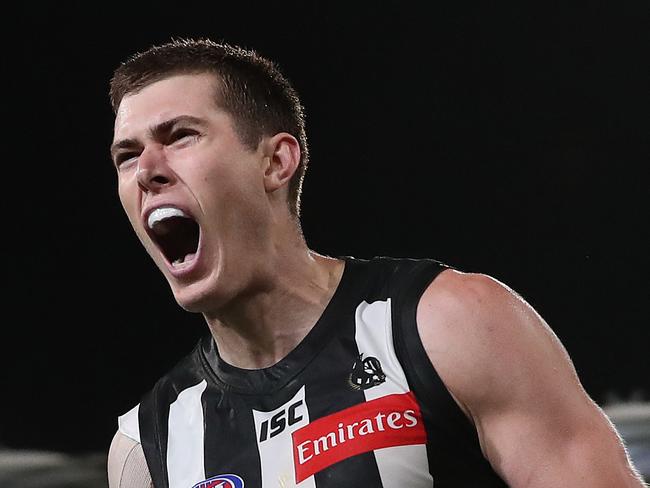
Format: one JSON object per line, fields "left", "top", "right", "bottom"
{"left": 147, "top": 207, "right": 189, "bottom": 229}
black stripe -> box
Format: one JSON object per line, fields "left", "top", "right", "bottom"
{"left": 201, "top": 386, "right": 263, "bottom": 485}
{"left": 138, "top": 377, "right": 172, "bottom": 488}
{"left": 303, "top": 292, "right": 384, "bottom": 488}
{"left": 139, "top": 345, "right": 214, "bottom": 488}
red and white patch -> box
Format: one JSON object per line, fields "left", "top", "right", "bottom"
{"left": 292, "top": 392, "right": 426, "bottom": 482}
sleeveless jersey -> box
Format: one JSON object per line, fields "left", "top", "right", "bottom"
{"left": 117, "top": 256, "right": 507, "bottom": 488}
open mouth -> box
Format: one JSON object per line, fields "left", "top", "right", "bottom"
{"left": 147, "top": 207, "right": 200, "bottom": 267}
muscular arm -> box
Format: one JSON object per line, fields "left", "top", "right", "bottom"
{"left": 108, "top": 430, "right": 153, "bottom": 488}
{"left": 417, "top": 269, "right": 645, "bottom": 487}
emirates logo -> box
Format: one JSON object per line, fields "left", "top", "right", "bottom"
{"left": 348, "top": 354, "right": 386, "bottom": 390}
{"left": 292, "top": 392, "right": 427, "bottom": 482}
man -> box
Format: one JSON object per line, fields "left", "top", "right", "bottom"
{"left": 107, "top": 38, "right": 645, "bottom": 488}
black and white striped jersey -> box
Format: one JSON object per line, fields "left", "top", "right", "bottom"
{"left": 117, "top": 256, "right": 507, "bottom": 488}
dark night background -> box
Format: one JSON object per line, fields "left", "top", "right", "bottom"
{"left": 5, "top": 1, "right": 648, "bottom": 456}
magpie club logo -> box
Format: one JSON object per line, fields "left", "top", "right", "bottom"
{"left": 192, "top": 474, "right": 244, "bottom": 488}
{"left": 348, "top": 353, "right": 386, "bottom": 390}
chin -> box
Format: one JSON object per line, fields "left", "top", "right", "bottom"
{"left": 170, "top": 281, "right": 229, "bottom": 315}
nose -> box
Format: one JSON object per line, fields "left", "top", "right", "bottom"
{"left": 135, "top": 145, "right": 175, "bottom": 193}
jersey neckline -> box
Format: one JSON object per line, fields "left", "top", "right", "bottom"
{"left": 200, "top": 256, "right": 364, "bottom": 395}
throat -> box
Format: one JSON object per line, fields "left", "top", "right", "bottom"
{"left": 210, "top": 314, "right": 316, "bottom": 369}
{"left": 206, "top": 255, "right": 346, "bottom": 369}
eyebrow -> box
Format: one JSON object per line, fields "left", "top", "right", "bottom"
{"left": 110, "top": 115, "right": 208, "bottom": 160}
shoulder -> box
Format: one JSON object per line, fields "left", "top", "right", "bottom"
{"left": 107, "top": 403, "right": 153, "bottom": 488}
{"left": 416, "top": 267, "right": 537, "bottom": 351}
{"left": 418, "top": 267, "right": 527, "bottom": 320}
{"left": 108, "top": 430, "right": 153, "bottom": 488}
{"left": 415, "top": 268, "right": 574, "bottom": 417}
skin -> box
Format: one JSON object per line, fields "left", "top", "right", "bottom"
{"left": 109, "top": 73, "right": 645, "bottom": 487}
{"left": 112, "top": 73, "right": 344, "bottom": 368}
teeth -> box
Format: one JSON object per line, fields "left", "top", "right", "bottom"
{"left": 172, "top": 252, "right": 196, "bottom": 267}
{"left": 147, "top": 207, "right": 188, "bottom": 229}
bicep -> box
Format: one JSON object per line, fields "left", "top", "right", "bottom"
{"left": 417, "top": 270, "right": 644, "bottom": 487}
{"left": 108, "top": 430, "right": 153, "bottom": 488}
{"left": 479, "top": 359, "right": 639, "bottom": 487}
{"left": 483, "top": 399, "right": 642, "bottom": 487}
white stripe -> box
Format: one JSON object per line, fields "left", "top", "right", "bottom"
{"left": 118, "top": 403, "right": 141, "bottom": 443}
{"left": 374, "top": 445, "right": 432, "bottom": 487}
{"left": 167, "top": 380, "right": 208, "bottom": 488}
{"left": 354, "top": 299, "right": 434, "bottom": 487}
{"left": 253, "top": 386, "right": 316, "bottom": 488}
{"left": 355, "top": 299, "right": 409, "bottom": 400}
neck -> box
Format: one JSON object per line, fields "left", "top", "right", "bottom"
{"left": 204, "top": 241, "right": 345, "bottom": 369}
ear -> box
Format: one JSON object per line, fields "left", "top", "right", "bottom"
{"left": 261, "top": 133, "right": 301, "bottom": 194}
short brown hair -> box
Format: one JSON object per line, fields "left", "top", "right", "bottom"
{"left": 110, "top": 38, "right": 309, "bottom": 216}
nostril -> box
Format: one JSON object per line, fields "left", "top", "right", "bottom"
{"left": 151, "top": 175, "right": 169, "bottom": 185}
{"left": 137, "top": 168, "right": 171, "bottom": 192}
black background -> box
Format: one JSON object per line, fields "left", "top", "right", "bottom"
{"left": 5, "top": 1, "right": 648, "bottom": 454}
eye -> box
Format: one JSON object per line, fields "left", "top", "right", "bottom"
{"left": 114, "top": 151, "right": 139, "bottom": 168}
{"left": 169, "top": 128, "right": 198, "bottom": 144}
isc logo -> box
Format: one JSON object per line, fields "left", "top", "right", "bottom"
{"left": 253, "top": 387, "right": 310, "bottom": 484}
{"left": 258, "top": 399, "right": 304, "bottom": 442}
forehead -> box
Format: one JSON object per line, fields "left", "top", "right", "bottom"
{"left": 113, "top": 73, "right": 221, "bottom": 140}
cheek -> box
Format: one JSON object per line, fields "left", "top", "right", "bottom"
{"left": 198, "top": 158, "right": 264, "bottom": 209}
{"left": 117, "top": 181, "right": 145, "bottom": 234}
{"left": 118, "top": 186, "right": 138, "bottom": 220}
